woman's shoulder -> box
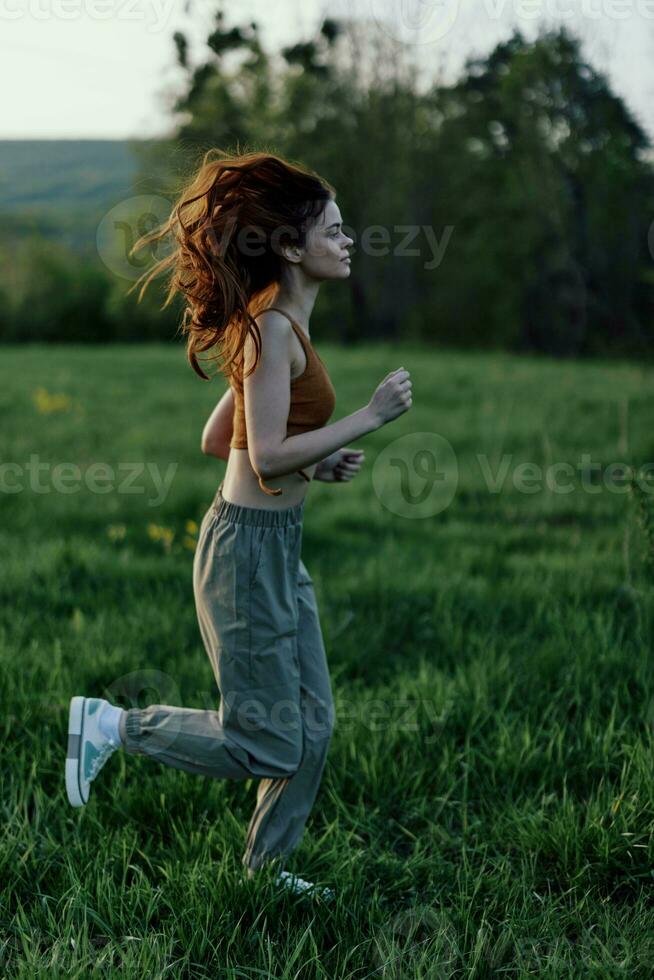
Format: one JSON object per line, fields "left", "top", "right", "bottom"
{"left": 254, "top": 307, "right": 297, "bottom": 334}
{"left": 242, "top": 308, "right": 294, "bottom": 372}
{"left": 248, "top": 308, "right": 295, "bottom": 350}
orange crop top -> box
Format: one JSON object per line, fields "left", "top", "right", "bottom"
{"left": 229, "top": 307, "right": 337, "bottom": 496}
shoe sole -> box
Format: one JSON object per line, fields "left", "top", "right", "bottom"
{"left": 66, "top": 696, "right": 88, "bottom": 807}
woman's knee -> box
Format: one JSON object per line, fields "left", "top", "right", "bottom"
{"left": 254, "top": 729, "right": 304, "bottom": 777}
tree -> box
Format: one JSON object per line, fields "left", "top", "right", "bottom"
{"left": 130, "top": 12, "right": 654, "bottom": 358}
{"left": 428, "top": 26, "right": 654, "bottom": 356}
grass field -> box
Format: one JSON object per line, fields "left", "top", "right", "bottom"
{"left": 3, "top": 341, "right": 654, "bottom": 977}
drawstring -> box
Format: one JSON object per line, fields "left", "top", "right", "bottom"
{"left": 257, "top": 473, "right": 283, "bottom": 496}
{"left": 257, "top": 468, "right": 311, "bottom": 493}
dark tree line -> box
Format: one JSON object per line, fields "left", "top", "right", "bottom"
{"left": 3, "top": 5, "right": 653, "bottom": 358}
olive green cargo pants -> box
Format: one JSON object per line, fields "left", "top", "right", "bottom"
{"left": 123, "top": 480, "right": 335, "bottom": 872}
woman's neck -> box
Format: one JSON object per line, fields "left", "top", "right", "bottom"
{"left": 272, "top": 288, "right": 319, "bottom": 334}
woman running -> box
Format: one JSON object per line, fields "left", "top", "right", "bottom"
{"left": 65, "top": 150, "right": 412, "bottom": 898}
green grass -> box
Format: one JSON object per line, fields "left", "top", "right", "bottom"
{"left": 3, "top": 341, "right": 654, "bottom": 977}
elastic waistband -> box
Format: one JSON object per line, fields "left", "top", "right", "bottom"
{"left": 211, "top": 481, "right": 305, "bottom": 527}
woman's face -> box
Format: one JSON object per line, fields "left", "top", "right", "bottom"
{"left": 298, "top": 199, "right": 354, "bottom": 280}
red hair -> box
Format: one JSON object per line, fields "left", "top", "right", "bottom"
{"left": 130, "top": 148, "right": 335, "bottom": 383}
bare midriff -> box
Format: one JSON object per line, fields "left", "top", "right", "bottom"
{"left": 221, "top": 449, "right": 317, "bottom": 509}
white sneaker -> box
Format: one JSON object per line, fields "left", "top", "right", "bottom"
{"left": 273, "top": 869, "right": 335, "bottom": 902}
{"left": 65, "top": 697, "right": 120, "bottom": 807}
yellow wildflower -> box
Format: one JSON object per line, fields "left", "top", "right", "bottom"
{"left": 32, "top": 387, "right": 72, "bottom": 414}
{"left": 107, "top": 524, "right": 126, "bottom": 542}
{"left": 147, "top": 523, "right": 174, "bottom": 550}
{"left": 71, "top": 608, "right": 85, "bottom": 632}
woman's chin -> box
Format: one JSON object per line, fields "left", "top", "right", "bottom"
{"left": 317, "top": 262, "right": 351, "bottom": 282}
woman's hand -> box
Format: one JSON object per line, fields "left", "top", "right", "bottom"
{"left": 366, "top": 367, "right": 412, "bottom": 428}
{"left": 314, "top": 448, "right": 365, "bottom": 483}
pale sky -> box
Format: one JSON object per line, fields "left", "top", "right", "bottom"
{"left": 1, "top": 0, "right": 652, "bottom": 142}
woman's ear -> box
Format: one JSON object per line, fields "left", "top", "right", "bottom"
{"left": 281, "top": 243, "right": 303, "bottom": 264}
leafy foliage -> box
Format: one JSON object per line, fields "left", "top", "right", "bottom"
{"left": 1, "top": 16, "right": 653, "bottom": 355}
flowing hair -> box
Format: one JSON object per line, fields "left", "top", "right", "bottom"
{"left": 129, "top": 148, "right": 336, "bottom": 383}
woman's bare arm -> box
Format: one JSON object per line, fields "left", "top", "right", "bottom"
{"left": 201, "top": 386, "right": 234, "bottom": 459}
{"left": 243, "top": 313, "right": 381, "bottom": 482}
{"left": 263, "top": 408, "right": 379, "bottom": 480}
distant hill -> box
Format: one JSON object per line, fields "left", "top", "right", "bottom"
{"left": 0, "top": 140, "right": 152, "bottom": 252}
{"left": 0, "top": 140, "right": 140, "bottom": 211}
